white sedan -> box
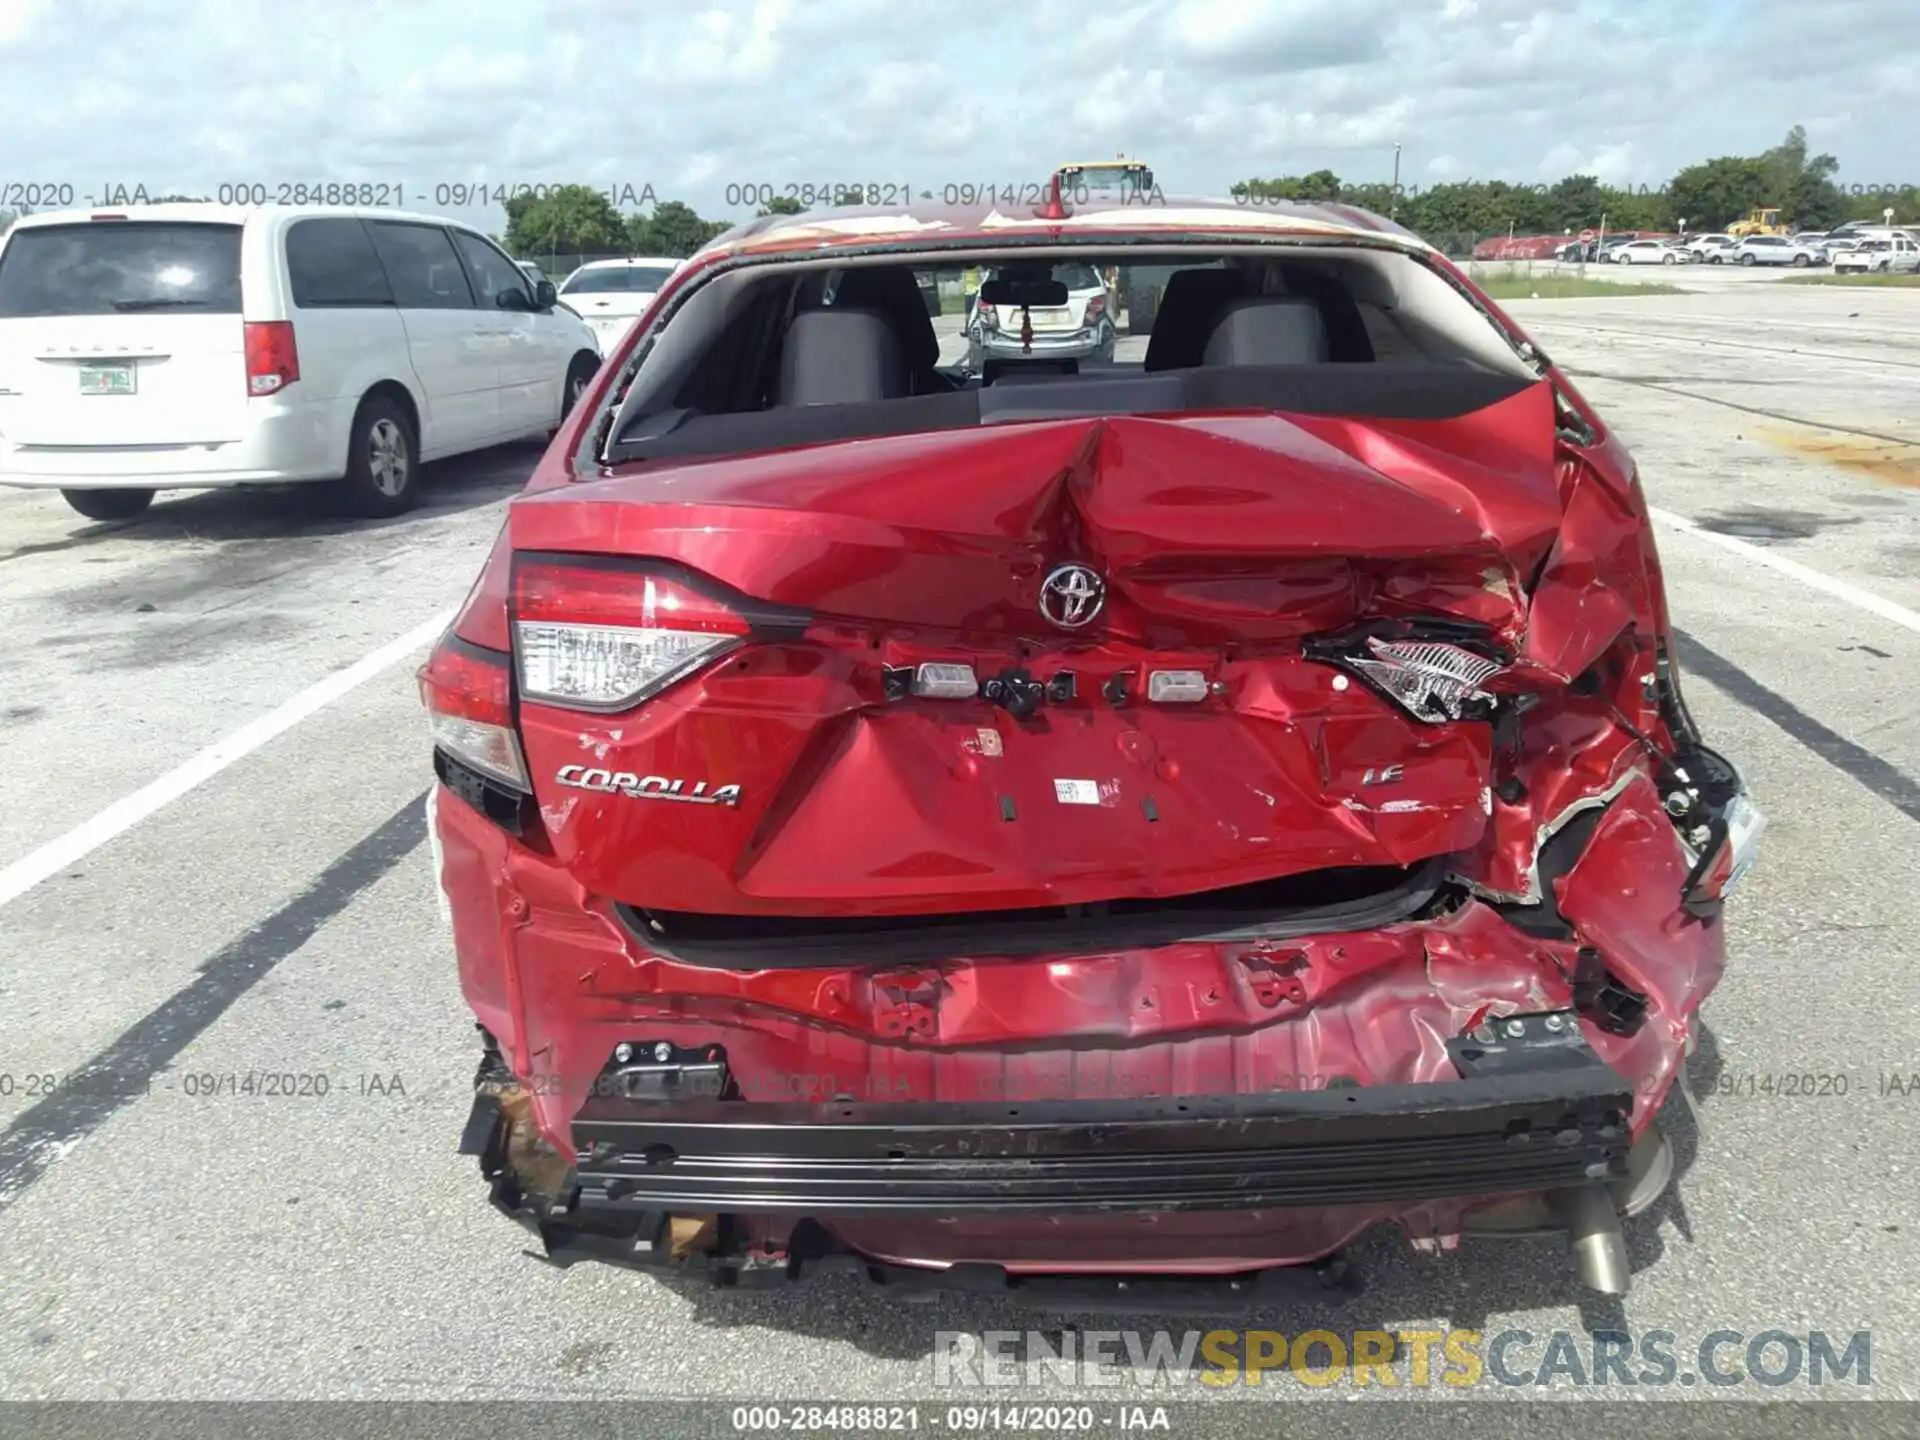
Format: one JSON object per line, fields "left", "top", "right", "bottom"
{"left": 556, "top": 257, "right": 682, "bottom": 353}
{"left": 1613, "top": 239, "right": 1688, "bottom": 265}
{"left": 1685, "top": 234, "right": 1737, "bottom": 263}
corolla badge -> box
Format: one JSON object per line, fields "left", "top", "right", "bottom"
{"left": 1039, "top": 563, "right": 1105, "bottom": 629}
{"left": 555, "top": 766, "right": 741, "bottom": 806}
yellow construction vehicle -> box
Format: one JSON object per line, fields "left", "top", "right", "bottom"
{"left": 1727, "top": 207, "right": 1789, "bottom": 237}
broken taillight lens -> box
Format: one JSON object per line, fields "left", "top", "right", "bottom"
{"left": 1338, "top": 636, "right": 1506, "bottom": 723}
{"left": 418, "top": 638, "right": 529, "bottom": 790}
{"left": 511, "top": 561, "right": 750, "bottom": 713}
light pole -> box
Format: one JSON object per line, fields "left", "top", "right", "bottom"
{"left": 1390, "top": 142, "right": 1402, "bottom": 220}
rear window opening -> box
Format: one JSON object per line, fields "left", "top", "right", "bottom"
{"left": 614, "top": 857, "right": 1447, "bottom": 968}
{"left": 600, "top": 245, "right": 1539, "bottom": 467}
{"left": 0, "top": 222, "right": 243, "bottom": 317}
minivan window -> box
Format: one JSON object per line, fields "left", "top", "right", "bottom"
{"left": 366, "top": 222, "right": 475, "bottom": 309}
{"left": 449, "top": 230, "right": 532, "bottom": 310}
{"left": 286, "top": 218, "right": 393, "bottom": 307}
{"left": 0, "top": 222, "right": 242, "bottom": 317}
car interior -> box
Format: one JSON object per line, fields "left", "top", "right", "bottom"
{"left": 600, "top": 249, "right": 1543, "bottom": 465}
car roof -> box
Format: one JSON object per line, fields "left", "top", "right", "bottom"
{"left": 3, "top": 202, "right": 493, "bottom": 234}
{"left": 696, "top": 195, "right": 1431, "bottom": 263}
{"left": 570, "top": 256, "right": 683, "bottom": 270}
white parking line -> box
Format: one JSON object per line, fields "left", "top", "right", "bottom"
{"left": 1651, "top": 506, "right": 1920, "bottom": 635}
{"left": 0, "top": 608, "right": 456, "bottom": 910}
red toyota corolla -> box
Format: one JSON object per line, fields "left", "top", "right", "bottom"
{"left": 421, "top": 194, "right": 1762, "bottom": 1304}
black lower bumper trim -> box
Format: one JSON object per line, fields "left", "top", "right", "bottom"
{"left": 468, "top": 1012, "right": 1630, "bottom": 1288}
{"left": 567, "top": 1037, "right": 1629, "bottom": 1216}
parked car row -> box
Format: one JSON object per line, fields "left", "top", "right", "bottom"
{"left": 1553, "top": 226, "right": 1918, "bottom": 270}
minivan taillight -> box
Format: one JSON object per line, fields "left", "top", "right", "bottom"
{"left": 511, "top": 561, "right": 753, "bottom": 713}
{"left": 244, "top": 321, "right": 300, "bottom": 396}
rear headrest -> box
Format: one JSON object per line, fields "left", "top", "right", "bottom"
{"left": 775, "top": 308, "right": 909, "bottom": 406}
{"left": 1201, "top": 296, "right": 1331, "bottom": 366}
{"left": 1143, "top": 268, "right": 1246, "bottom": 371}
{"left": 828, "top": 266, "right": 940, "bottom": 376}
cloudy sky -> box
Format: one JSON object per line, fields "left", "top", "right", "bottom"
{"left": 2, "top": 0, "right": 1916, "bottom": 227}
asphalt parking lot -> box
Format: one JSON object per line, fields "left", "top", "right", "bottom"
{"left": 1, "top": 269, "right": 1918, "bottom": 1430}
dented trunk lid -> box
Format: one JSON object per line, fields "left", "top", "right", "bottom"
{"left": 509, "top": 386, "right": 1571, "bottom": 917}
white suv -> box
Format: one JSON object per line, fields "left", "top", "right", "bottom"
{"left": 1732, "top": 235, "right": 1822, "bottom": 268}
{"left": 0, "top": 205, "right": 602, "bottom": 520}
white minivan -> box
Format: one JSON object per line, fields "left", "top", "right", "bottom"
{"left": 0, "top": 204, "right": 603, "bottom": 520}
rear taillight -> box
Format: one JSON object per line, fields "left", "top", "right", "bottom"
{"left": 1306, "top": 628, "right": 1509, "bottom": 724}
{"left": 511, "top": 561, "right": 751, "bottom": 713}
{"left": 1083, "top": 294, "right": 1106, "bottom": 327}
{"left": 977, "top": 303, "right": 999, "bottom": 331}
{"left": 419, "top": 638, "right": 528, "bottom": 790}
{"left": 244, "top": 321, "right": 299, "bottom": 396}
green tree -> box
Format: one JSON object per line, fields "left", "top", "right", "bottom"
{"left": 756, "top": 195, "right": 805, "bottom": 216}
{"left": 503, "top": 185, "right": 627, "bottom": 256}
{"left": 1230, "top": 169, "right": 1343, "bottom": 202}
{"left": 1761, "top": 127, "right": 1844, "bottom": 229}
{"left": 1666, "top": 156, "right": 1774, "bottom": 230}
{"left": 628, "top": 200, "right": 728, "bottom": 257}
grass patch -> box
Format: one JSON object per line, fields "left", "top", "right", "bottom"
{"left": 1779, "top": 272, "right": 1920, "bottom": 287}
{"left": 1474, "top": 274, "right": 1686, "bottom": 299}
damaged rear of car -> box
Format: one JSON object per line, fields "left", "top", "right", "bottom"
{"left": 422, "top": 197, "right": 1761, "bottom": 1303}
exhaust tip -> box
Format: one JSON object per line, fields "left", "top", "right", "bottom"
{"left": 1554, "top": 1184, "right": 1631, "bottom": 1295}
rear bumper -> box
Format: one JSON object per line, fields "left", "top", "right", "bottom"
{"left": 971, "top": 326, "right": 1108, "bottom": 362}
{"left": 0, "top": 398, "right": 347, "bottom": 489}
{"left": 468, "top": 1013, "right": 1633, "bottom": 1291}
{"left": 435, "top": 748, "right": 1741, "bottom": 1290}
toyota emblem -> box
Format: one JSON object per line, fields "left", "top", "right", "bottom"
{"left": 1038, "top": 563, "right": 1105, "bottom": 629}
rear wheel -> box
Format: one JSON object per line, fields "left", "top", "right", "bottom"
{"left": 334, "top": 395, "right": 419, "bottom": 518}
{"left": 61, "top": 487, "right": 154, "bottom": 522}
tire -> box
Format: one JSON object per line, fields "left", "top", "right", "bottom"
{"left": 560, "top": 353, "right": 598, "bottom": 421}
{"left": 61, "top": 487, "right": 154, "bottom": 522}
{"left": 1739, "top": 253, "right": 1756, "bottom": 266}
{"left": 334, "top": 394, "right": 419, "bottom": 519}
{"left": 1663, "top": 253, "right": 1677, "bottom": 265}
{"left": 1792, "top": 254, "right": 1809, "bottom": 268}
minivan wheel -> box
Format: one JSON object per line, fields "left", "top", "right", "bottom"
{"left": 61, "top": 487, "right": 154, "bottom": 522}
{"left": 335, "top": 396, "right": 419, "bottom": 518}
{"left": 561, "top": 353, "right": 598, "bottom": 419}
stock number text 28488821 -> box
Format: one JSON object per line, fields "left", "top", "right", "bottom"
{"left": 723, "top": 182, "right": 916, "bottom": 208}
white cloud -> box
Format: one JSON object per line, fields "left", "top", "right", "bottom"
{"left": 1, "top": 0, "right": 1913, "bottom": 227}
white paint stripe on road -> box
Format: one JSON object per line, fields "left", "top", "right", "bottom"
{"left": 0, "top": 609, "right": 456, "bottom": 910}
{"left": 1652, "top": 506, "right": 1920, "bottom": 635}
